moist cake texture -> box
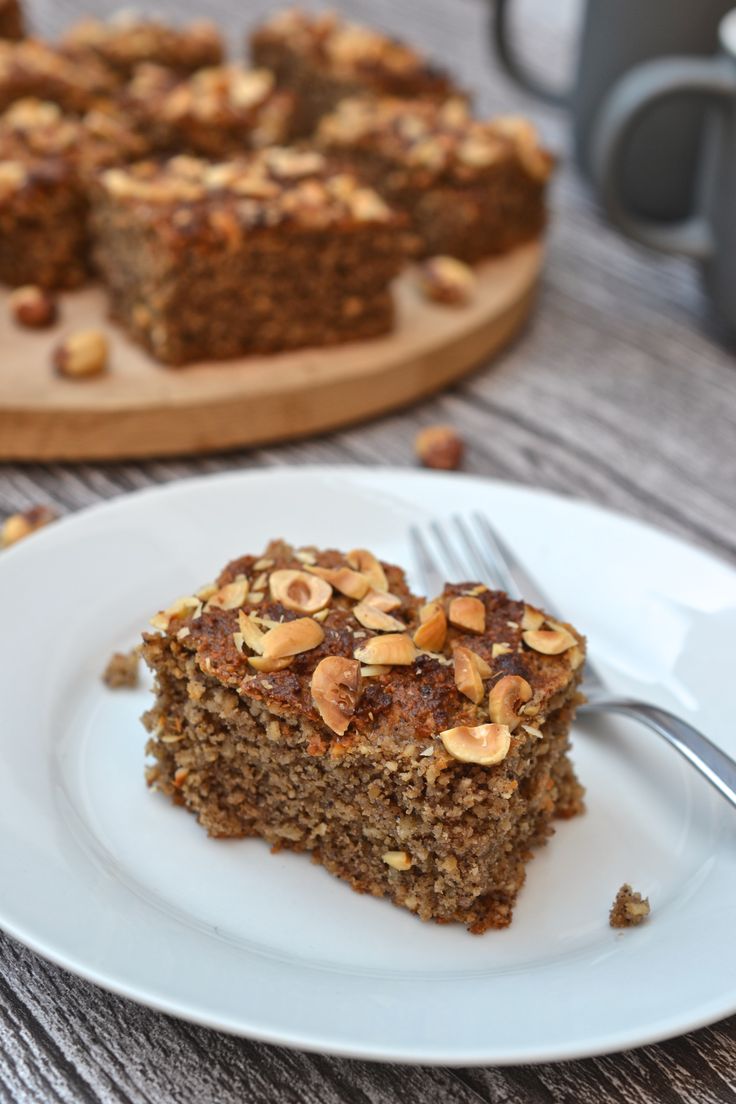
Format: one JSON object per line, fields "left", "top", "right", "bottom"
{"left": 250, "top": 8, "right": 458, "bottom": 137}
{"left": 142, "top": 540, "right": 585, "bottom": 932}
{"left": 91, "top": 149, "right": 406, "bottom": 364}
{"left": 316, "top": 96, "right": 553, "bottom": 261}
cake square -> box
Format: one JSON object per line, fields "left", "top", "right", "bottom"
{"left": 142, "top": 540, "right": 585, "bottom": 932}
{"left": 0, "top": 98, "right": 149, "bottom": 288}
{"left": 0, "top": 0, "right": 23, "bottom": 42}
{"left": 90, "top": 149, "right": 406, "bottom": 364}
{"left": 0, "top": 38, "right": 117, "bottom": 115}
{"left": 123, "top": 63, "right": 295, "bottom": 159}
{"left": 316, "top": 96, "right": 554, "bottom": 262}
{"left": 249, "top": 9, "right": 458, "bottom": 137}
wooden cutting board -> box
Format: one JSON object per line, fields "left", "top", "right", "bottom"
{"left": 0, "top": 241, "right": 542, "bottom": 461}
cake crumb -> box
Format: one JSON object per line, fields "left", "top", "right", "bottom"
{"left": 609, "top": 883, "right": 650, "bottom": 928}
{"left": 103, "top": 647, "right": 140, "bottom": 689}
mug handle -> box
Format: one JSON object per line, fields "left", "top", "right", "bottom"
{"left": 491, "top": 0, "right": 569, "bottom": 106}
{"left": 593, "top": 57, "right": 736, "bottom": 259}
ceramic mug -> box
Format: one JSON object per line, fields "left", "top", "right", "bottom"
{"left": 491, "top": 0, "right": 733, "bottom": 219}
{"left": 594, "top": 10, "right": 736, "bottom": 331}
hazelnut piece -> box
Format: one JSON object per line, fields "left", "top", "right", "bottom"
{"left": 311, "top": 655, "right": 362, "bottom": 735}
{"left": 488, "top": 674, "right": 532, "bottom": 730}
{"left": 354, "top": 633, "right": 417, "bottom": 666}
{"left": 150, "top": 595, "right": 202, "bottom": 631}
{"left": 522, "top": 628, "right": 576, "bottom": 655}
{"left": 413, "top": 604, "right": 447, "bottom": 651}
{"left": 440, "top": 723, "right": 512, "bottom": 766}
{"left": 0, "top": 504, "right": 57, "bottom": 548}
{"left": 269, "top": 569, "right": 332, "bottom": 614}
{"left": 261, "top": 616, "right": 325, "bottom": 659}
{"left": 247, "top": 655, "right": 293, "bottom": 673}
{"left": 53, "top": 329, "right": 108, "bottom": 379}
{"left": 353, "top": 599, "right": 404, "bottom": 632}
{"left": 236, "top": 609, "right": 266, "bottom": 654}
{"left": 206, "top": 578, "right": 249, "bottom": 610}
{"left": 382, "top": 850, "right": 412, "bottom": 871}
{"left": 362, "top": 589, "right": 402, "bottom": 613}
{"left": 414, "top": 424, "right": 464, "bottom": 471}
{"left": 448, "top": 595, "right": 485, "bottom": 633}
{"left": 346, "top": 548, "right": 388, "bottom": 592}
{"left": 521, "top": 605, "right": 545, "bottom": 631}
{"left": 419, "top": 255, "right": 476, "bottom": 306}
{"left": 9, "top": 285, "right": 58, "bottom": 328}
{"left": 453, "top": 645, "right": 484, "bottom": 703}
{"left": 305, "top": 564, "right": 370, "bottom": 600}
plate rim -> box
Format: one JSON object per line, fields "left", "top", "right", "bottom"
{"left": 1, "top": 464, "right": 735, "bottom": 1066}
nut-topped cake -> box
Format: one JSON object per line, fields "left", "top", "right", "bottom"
{"left": 0, "top": 38, "right": 117, "bottom": 114}
{"left": 61, "top": 13, "right": 223, "bottom": 79}
{"left": 0, "top": 0, "right": 23, "bottom": 42}
{"left": 250, "top": 8, "right": 458, "bottom": 137}
{"left": 0, "top": 98, "right": 150, "bottom": 287}
{"left": 143, "top": 541, "right": 585, "bottom": 932}
{"left": 316, "top": 96, "right": 553, "bottom": 261}
{"left": 91, "top": 149, "right": 406, "bottom": 364}
{"left": 124, "top": 63, "right": 295, "bottom": 158}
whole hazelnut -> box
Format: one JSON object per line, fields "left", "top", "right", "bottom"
{"left": 414, "top": 424, "right": 464, "bottom": 470}
{"left": 418, "top": 255, "right": 476, "bottom": 306}
{"left": 53, "top": 329, "right": 108, "bottom": 379}
{"left": 0, "top": 504, "right": 58, "bottom": 549}
{"left": 9, "top": 285, "right": 58, "bottom": 328}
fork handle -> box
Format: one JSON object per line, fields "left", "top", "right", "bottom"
{"left": 580, "top": 695, "right": 736, "bottom": 811}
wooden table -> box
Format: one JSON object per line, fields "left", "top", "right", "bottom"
{"left": 2, "top": 1, "right": 735, "bottom": 1100}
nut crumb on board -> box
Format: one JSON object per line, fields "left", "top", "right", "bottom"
{"left": 103, "top": 648, "right": 141, "bottom": 689}
{"left": 414, "top": 424, "right": 464, "bottom": 470}
{"left": 609, "top": 883, "right": 650, "bottom": 928}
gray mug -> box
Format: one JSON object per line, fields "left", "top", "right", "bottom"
{"left": 491, "top": 0, "right": 733, "bottom": 219}
{"left": 594, "top": 10, "right": 736, "bottom": 332}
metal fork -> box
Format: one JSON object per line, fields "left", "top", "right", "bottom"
{"left": 410, "top": 513, "right": 736, "bottom": 812}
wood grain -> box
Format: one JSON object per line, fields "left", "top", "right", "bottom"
{"left": 1, "top": 0, "right": 735, "bottom": 1101}
{"left": 0, "top": 245, "right": 541, "bottom": 461}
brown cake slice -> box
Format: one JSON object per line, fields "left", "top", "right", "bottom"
{"left": 123, "top": 63, "right": 295, "bottom": 158}
{"left": 90, "top": 148, "right": 406, "bottom": 364}
{"left": 60, "top": 13, "right": 223, "bottom": 79}
{"left": 0, "top": 98, "right": 150, "bottom": 287}
{"left": 142, "top": 540, "right": 585, "bottom": 933}
{"left": 249, "top": 8, "right": 459, "bottom": 137}
{"left": 316, "top": 96, "right": 554, "bottom": 262}
{"left": 0, "top": 0, "right": 23, "bottom": 42}
{"left": 0, "top": 38, "right": 117, "bottom": 114}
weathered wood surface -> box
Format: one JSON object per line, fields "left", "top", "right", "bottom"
{"left": 1, "top": 0, "right": 735, "bottom": 1100}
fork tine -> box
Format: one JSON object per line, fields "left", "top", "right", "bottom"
{"left": 429, "top": 519, "right": 466, "bottom": 581}
{"left": 408, "top": 525, "right": 445, "bottom": 598}
{"left": 473, "top": 512, "right": 561, "bottom": 616}
{"left": 451, "top": 515, "right": 503, "bottom": 588}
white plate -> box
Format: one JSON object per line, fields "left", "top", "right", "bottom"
{"left": 1, "top": 467, "right": 734, "bottom": 1066}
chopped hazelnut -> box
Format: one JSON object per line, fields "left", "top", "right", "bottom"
{"left": 488, "top": 675, "right": 532, "bottom": 730}
{"left": 311, "top": 655, "right": 362, "bottom": 735}
{"left": 9, "top": 285, "right": 58, "bottom": 329}
{"left": 414, "top": 425, "right": 464, "bottom": 471}
{"left": 522, "top": 627, "right": 576, "bottom": 655}
{"left": 53, "top": 329, "right": 108, "bottom": 379}
{"left": 354, "top": 633, "right": 417, "bottom": 666}
{"left": 382, "top": 850, "right": 412, "bottom": 871}
{"left": 261, "top": 616, "right": 325, "bottom": 659}
{"left": 448, "top": 595, "right": 485, "bottom": 633}
{"left": 419, "top": 255, "right": 476, "bottom": 306}
{"left": 440, "top": 723, "right": 511, "bottom": 766}
{"left": 0, "top": 504, "right": 57, "bottom": 548}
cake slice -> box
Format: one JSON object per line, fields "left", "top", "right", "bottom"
{"left": 249, "top": 8, "right": 459, "bottom": 137}
{"left": 142, "top": 540, "right": 585, "bottom": 932}
{"left": 90, "top": 149, "right": 406, "bottom": 364}
{"left": 61, "top": 13, "right": 223, "bottom": 79}
{"left": 316, "top": 97, "right": 554, "bottom": 262}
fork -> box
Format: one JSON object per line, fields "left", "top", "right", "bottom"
{"left": 410, "top": 513, "right": 736, "bottom": 811}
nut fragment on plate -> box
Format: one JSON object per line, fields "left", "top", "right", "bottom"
{"left": 311, "top": 655, "right": 362, "bottom": 735}
{"left": 53, "top": 329, "right": 108, "bottom": 379}
{"left": 9, "top": 285, "right": 58, "bottom": 328}
{"left": 488, "top": 674, "right": 532, "bottom": 729}
{"left": 418, "top": 255, "right": 476, "bottom": 305}
{"left": 609, "top": 884, "right": 651, "bottom": 929}
{"left": 0, "top": 504, "right": 57, "bottom": 548}
{"left": 440, "top": 722, "right": 511, "bottom": 766}
{"left": 414, "top": 424, "right": 464, "bottom": 470}
{"left": 269, "top": 568, "right": 332, "bottom": 613}
{"left": 102, "top": 648, "right": 140, "bottom": 689}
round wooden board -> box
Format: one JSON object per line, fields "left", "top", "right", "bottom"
{"left": 0, "top": 241, "right": 542, "bottom": 461}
